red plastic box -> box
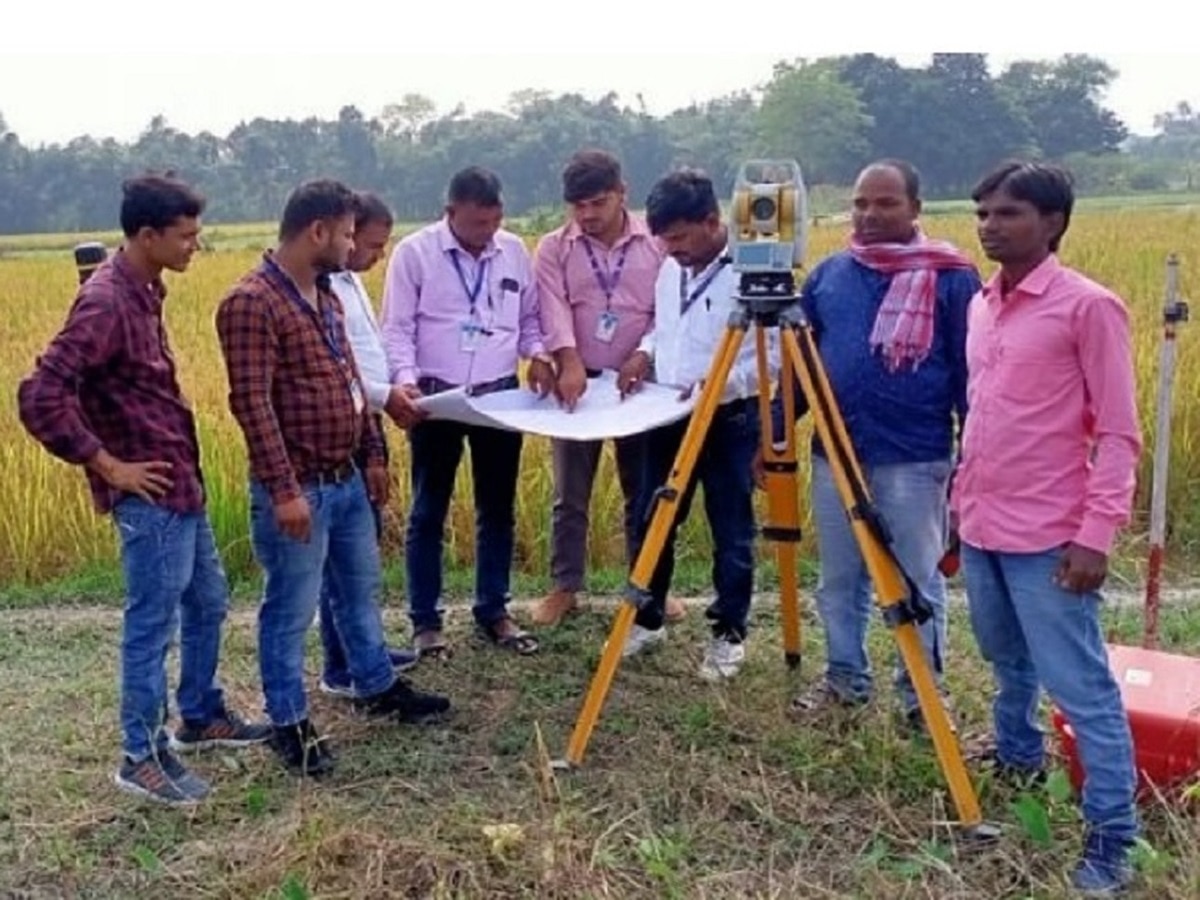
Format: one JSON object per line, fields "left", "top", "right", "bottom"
{"left": 1052, "top": 643, "right": 1200, "bottom": 801}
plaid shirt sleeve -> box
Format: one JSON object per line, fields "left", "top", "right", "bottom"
{"left": 17, "top": 287, "right": 119, "bottom": 465}
{"left": 215, "top": 288, "right": 302, "bottom": 504}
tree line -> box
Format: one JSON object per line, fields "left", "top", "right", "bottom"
{"left": 1, "top": 53, "right": 1197, "bottom": 235}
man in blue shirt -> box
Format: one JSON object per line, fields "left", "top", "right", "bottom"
{"left": 770, "top": 159, "right": 980, "bottom": 728}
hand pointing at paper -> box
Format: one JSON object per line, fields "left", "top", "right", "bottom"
{"left": 617, "top": 350, "right": 651, "bottom": 399}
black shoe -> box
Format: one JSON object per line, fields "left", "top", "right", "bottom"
{"left": 270, "top": 718, "right": 336, "bottom": 778}
{"left": 975, "top": 747, "right": 1047, "bottom": 788}
{"left": 353, "top": 677, "right": 450, "bottom": 723}
{"left": 902, "top": 698, "right": 959, "bottom": 739}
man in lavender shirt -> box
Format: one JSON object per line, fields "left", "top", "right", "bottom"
{"left": 530, "top": 149, "right": 686, "bottom": 627}
{"left": 381, "top": 167, "right": 556, "bottom": 658}
{"left": 953, "top": 161, "right": 1142, "bottom": 895}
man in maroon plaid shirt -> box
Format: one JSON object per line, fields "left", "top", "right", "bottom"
{"left": 215, "top": 179, "right": 449, "bottom": 779}
{"left": 17, "top": 174, "right": 271, "bottom": 807}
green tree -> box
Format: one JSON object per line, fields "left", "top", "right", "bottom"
{"left": 758, "top": 58, "right": 872, "bottom": 185}
{"left": 998, "top": 55, "right": 1127, "bottom": 159}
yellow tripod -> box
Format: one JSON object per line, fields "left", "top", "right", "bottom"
{"left": 558, "top": 280, "right": 996, "bottom": 838}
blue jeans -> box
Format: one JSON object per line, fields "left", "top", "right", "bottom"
{"left": 249, "top": 474, "right": 394, "bottom": 726}
{"left": 810, "top": 455, "right": 951, "bottom": 710}
{"left": 632, "top": 398, "right": 759, "bottom": 636}
{"left": 317, "top": 497, "right": 383, "bottom": 686}
{"left": 113, "top": 498, "right": 228, "bottom": 762}
{"left": 405, "top": 419, "right": 523, "bottom": 633}
{"left": 318, "top": 434, "right": 386, "bottom": 686}
{"left": 962, "top": 544, "right": 1139, "bottom": 841}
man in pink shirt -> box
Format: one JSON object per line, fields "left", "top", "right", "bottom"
{"left": 952, "top": 161, "right": 1141, "bottom": 896}
{"left": 530, "top": 149, "right": 685, "bottom": 627}
{"left": 381, "top": 167, "right": 556, "bottom": 658}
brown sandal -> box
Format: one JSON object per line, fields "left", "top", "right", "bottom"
{"left": 413, "top": 629, "right": 452, "bottom": 660}
{"left": 477, "top": 618, "right": 540, "bottom": 656}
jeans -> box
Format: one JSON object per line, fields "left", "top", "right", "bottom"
{"left": 962, "top": 543, "right": 1139, "bottom": 841}
{"left": 810, "top": 455, "right": 951, "bottom": 710}
{"left": 550, "top": 434, "right": 645, "bottom": 592}
{"left": 250, "top": 473, "right": 394, "bottom": 726}
{"left": 405, "top": 418, "right": 523, "bottom": 633}
{"left": 113, "top": 498, "right": 228, "bottom": 762}
{"left": 318, "top": 429, "right": 386, "bottom": 686}
{"left": 632, "top": 398, "right": 759, "bottom": 636}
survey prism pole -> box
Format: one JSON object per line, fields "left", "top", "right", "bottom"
{"left": 1144, "top": 253, "right": 1189, "bottom": 649}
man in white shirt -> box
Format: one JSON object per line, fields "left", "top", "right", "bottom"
{"left": 618, "top": 169, "right": 776, "bottom": 680}
{"left": 317, "top": 192, "right": 425, "bottom": 697}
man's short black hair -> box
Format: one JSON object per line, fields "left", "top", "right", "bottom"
{"left": 866, "top": 158, "right": 922, "bottom": 203}
{"left": 971, "top": 161, "right": 1075, "bottom": 252}
{"left": 353, "top": 191, "right": 394, "bottom": 230}
{"left": 562, "top": 149, "right": 623, "bottom": 203}
{"left": 119, "top": 173, "right": 206, "bottom": 237}
{"left": 645, "top": 169, "right": 720, "bottom": 236}
{"left": 447, "top": 167, "right": 503, "bottom": 207}
{"left": 279, "top": 179, "right": 358, "bottom": 241}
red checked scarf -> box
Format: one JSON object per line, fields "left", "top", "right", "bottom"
{"left": 848, "top": 229, "right": 976, "bottom": 372}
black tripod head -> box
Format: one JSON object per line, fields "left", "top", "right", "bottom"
{"left": 73, "top": 242, "right": 107, "bottom": 285}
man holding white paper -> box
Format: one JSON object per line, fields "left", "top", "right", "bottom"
{"left": 532, "top": 149, "right": 687, "bottom": 627}
{"left": 380, "top": 166, "right": 555, "bottom": 659}
{"left": 621, "top": 169, "right": 777, "bottom": 681}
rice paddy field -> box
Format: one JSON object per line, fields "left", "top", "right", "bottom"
{"left": 2, "top": 208, "right": 1198, "bottom": 591}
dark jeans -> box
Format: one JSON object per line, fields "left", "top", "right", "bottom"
{"left": 405, "top": 398, "right": 523, "bottom": 632}
{"left": 632, "top": 398, "right": 760, "bottom": 637}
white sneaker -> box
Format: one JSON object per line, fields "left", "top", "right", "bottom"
{"left": 699, "top": 635, "right": 746, "bottom": 681}
{"left": 622, "top": 624, "right": 667, "bottom": 658}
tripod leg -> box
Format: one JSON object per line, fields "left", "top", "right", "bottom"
{"left": 561, "top": 324, "right": 749, "bottom": 767}
{"left": 755, "top": 324, "right": 803, "bottom": 668}
{"left": 779, "top": 326, "right": 986, "bottom": 831}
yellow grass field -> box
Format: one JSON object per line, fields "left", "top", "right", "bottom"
{"left": 2, "top": 210, "right": 1199, "bottom": 587}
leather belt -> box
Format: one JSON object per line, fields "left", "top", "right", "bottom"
{"left": 301, "top": 459, "right": 356, "bottom": 487}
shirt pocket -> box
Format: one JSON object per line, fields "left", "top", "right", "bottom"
{"left": 486, "top": 271, "right": 522, "bottom": 333}
{"left": 995, "top": 348, "right": 1075, "bottom": 404}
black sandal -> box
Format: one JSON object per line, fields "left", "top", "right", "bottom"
{"left": 478, "top": 618, "right": 540, "bottom": 656}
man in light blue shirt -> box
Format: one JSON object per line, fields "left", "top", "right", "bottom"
{"left": 318, "top": 192, "right": 426, "bottom": 697}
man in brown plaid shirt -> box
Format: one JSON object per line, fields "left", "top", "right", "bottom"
{"left": 216, "top": 179, "right": 449, "bottom": 778}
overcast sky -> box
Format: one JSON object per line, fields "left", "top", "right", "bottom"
{"left": 2, "top": 1, "right": 1196, "bottom": 146}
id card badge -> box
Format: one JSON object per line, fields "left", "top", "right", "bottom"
{"left": 595, "top": 310, "right": 619, "bottom": 344}
{"left": 349, "top": 378, "right": 366, "bottom": 415}
{"left": 459, "top": 320, "right": 483, "bottom": 354}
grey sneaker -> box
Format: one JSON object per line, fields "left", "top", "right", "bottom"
{"left": 170, "top": 710, "right": 272, "bottom": 752}
{"left": 788, "top": 681, "right": 871, "bottom": 717}
{"left": 114, "top": 751, "right": 210, "bottom": 806}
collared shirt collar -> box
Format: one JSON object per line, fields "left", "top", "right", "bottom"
{"left": 435, "top": 217, "right": 499, "bottom": 258}
{"left": 111, "top": 247, "right": 167, "bottom": 312}
{"left": 563, "top": 210, "right": 650, "bottom": 247}
{"left": 982, "top": 253, "right": 1061, "bottom": 302}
